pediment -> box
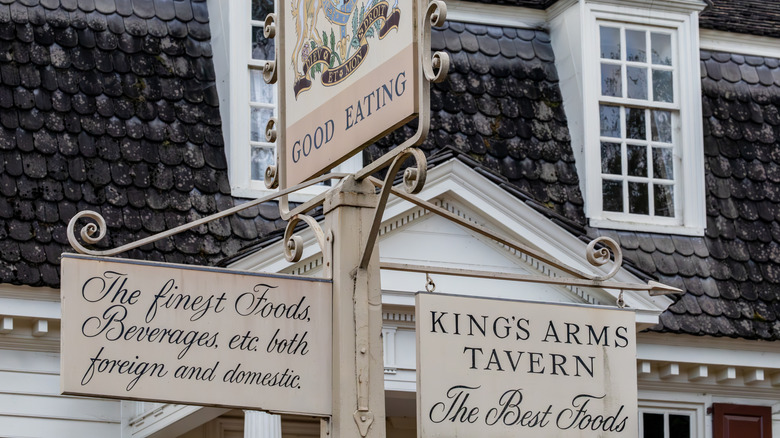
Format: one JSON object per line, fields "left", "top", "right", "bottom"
{"left": 229, "top": 159, "right": 672, "bottom": 324}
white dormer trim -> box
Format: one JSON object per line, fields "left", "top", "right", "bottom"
{"left": 551, "top": 0, "right": 707, "bottom": 236}
{"left": 700, "top": 29, "right": 780, "bottom": 60}
{"left": 443, "top": 0, "right": 547, "bottom": 28}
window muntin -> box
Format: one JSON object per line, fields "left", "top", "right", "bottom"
{"left": 597, "top": 24, "right": 679, "bottom": 223}
{"left": 249, "top": 0, "right": 277, "bottom": 183}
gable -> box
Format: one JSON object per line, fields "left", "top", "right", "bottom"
{"left": 232, "top": 160, "right": 672, "bottom": 326}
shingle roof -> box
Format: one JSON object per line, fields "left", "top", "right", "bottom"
{"left": 370, "top": 23, "right": 780, "bottom": 341}
{"left": 366, "top": 22, "right": 585, "bottom": 226}
{"left": 700, "top": 0, "right": 780, "bottom": 39}
{"left": 3, "top": 0, "right": 779, "bottom": 342}
{"left": 0, "top": 0, "right": 284, "bottom": 287}
{"left": 592, "top": 50, "right": 780, "bottom": 340}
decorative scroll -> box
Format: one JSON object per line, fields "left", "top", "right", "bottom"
{"left": 283, "top": 214, "right": 331, "bottom": 275}
{"left": 263, "top": 14, "right": 278, "bottom": 84}
{"left": 586, "top": 237, "right": 623, "bottom": 282}
{"left": 66, "top": 174, "right": 344, "bottom": 259}
{"left": 423, "top": 0, "right": 449, "bottom": 83}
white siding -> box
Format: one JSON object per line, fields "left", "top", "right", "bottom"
{"left": 0, "top": 349, "right": 121, "bottom": 437}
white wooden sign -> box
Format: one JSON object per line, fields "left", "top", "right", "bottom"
{"left": 280, "top": 0, "right": 419, "bottom": 187}
{"left": 60, "top": 254, "right": 332, "bottom": 416}
{"left": 416, "top": 292, "right": 637, "bottom": 437}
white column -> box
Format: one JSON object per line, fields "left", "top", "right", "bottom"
{"left": 244, "top": 411, "right": 281, "bottom": 438}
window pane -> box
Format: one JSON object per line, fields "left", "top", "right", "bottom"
{"left": 627, "top": 66, "right": 648, "bottom": 100}
{"left": 642, "top": 413, "right": 664, "bottom": 438}
{"left": 601, "top": 142, "right": 622, "bottom": 175}
{"left": 600, "top": 105, "right": 621, "bottom": 138}
{"left": 669, "top": 414, "right": 690, "bottom": 438}
{"left": 250, "top": 70, "right": 274, "bottom": 103}
{"left": 252, "top": 0, "right": 274, "bottom": 21}
{"left": 655, "top": 184, "right": 675, "bottom": 217}
{"left": 653, "top": 147, "right": 674, "bottom": 180}
{"left": 626, "top": 107, "right": 646, "bottom": 140}
{"left": 252, "top": 25, "right": 275, "bottom": 60}
{"left": 651, "top": 33, "right": 672, "bottom": 66}
{"left": 629, "top": 182, "right": 649, "bottom": 214}
{"left": 626, "top": 30, "right": 646, "bottom": 62}
{"left": 250, "top": 107, "right": 274, "bottom": 142}
{"left": 601, "top": 64, "right": 622, "bottom": 97}
{"left": 627, "top": 145, "right": 647, "bottom": 177}
{"left": 251, "top": 146, "right": 275, "bottom": 181}
{"left": 603, "top": 180, "right": 623, "bottom": 212}
{"left": 651, "top": 110, "right": 672, "bottom": 143}
{"left": 653, "top": 69, "right": 673, "bottom": 102}
{"left": 600, "top": 26, "right": 621, "bottom": 60}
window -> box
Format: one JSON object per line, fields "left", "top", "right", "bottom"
{"left": 640, "top": 410, "right": 695, "bottom": 438}
{"left": 209, "top": 0, "right": 361, "bottom": 200}
{"left": 572, "top": 1, "right": 706, "bottom": 235}
{"left": 249, "top": 0, "right": 277, "bottom": 184}
{"left": 598, "top": 24, "right": 677, "bottom": 220}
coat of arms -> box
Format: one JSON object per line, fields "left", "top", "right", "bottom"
{"left": 290, "top": 0, "right": 401, "bottom": 98}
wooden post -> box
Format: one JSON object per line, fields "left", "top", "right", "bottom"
{"left": 324, "top": 176, "right": 386, "bottom": 438}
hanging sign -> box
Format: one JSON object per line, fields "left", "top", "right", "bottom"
{"left": 280, "top": 0, "right": 419, "bottom": 187}
{"left": 60, "top": 254, "right": 332, "bottom": 416}
{"left": 416, "top": 292, "right": 637, "bottom": 437}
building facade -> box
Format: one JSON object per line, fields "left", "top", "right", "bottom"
{"left": 0, "top": 0, "right": 778, "bottom": 436}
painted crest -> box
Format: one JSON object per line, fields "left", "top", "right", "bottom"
{"left": 290, "top": 0, "right": 401, "bottom": 98}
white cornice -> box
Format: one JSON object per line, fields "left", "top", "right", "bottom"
{"left": 0, "top": 284, "right": 59, "bottom": 301}
{"left": 444, "top": 0, "right": 547, "bottom": 29}
{"left": 586, "top": 0, "right": 707, "bottom": 15}
{"left": 700, "top": 29, "right": 780, "bottom": 60}
{"left": 637, "top": 332, "right": 780, "bottom": 368}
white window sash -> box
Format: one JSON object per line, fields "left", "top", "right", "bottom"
{"left": 583, "top": 6, "right": 704, "bottom": 235}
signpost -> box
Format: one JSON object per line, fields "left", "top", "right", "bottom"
{"left": 60, "top": 254, "right": 332, "bottom": 416}
{"left": 56, "top": 0, "right": 662, "bottom": 434}
{"left": 416, "top": 292, "right": 638, "bottom": 437}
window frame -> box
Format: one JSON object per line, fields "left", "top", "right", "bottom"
{"left": 640, "top": 407, "right": 697, "bottom": 438}
{"left": 218, "top": 0, "right": 362, "bottom": 202}
{"left": 582, "top": 5, "right": 705, "bottom": 235}
{"left": 638, "top": 399, "right": 705, "bottom": 438}
{"left": 597, "top": 22, "right": 680, "bottom": 223}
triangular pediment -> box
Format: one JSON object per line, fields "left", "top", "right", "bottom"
{"left": 229, "top": 159, "right": 672, "bottom": 325}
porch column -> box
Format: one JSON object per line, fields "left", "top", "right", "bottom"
{"left": 244, "top": 411, "right": 281, "bottom": 438}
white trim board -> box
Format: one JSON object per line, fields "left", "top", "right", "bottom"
{"left": 443, "top": 0, "right": 547, "bottom": 29}
{"left": 700, "top": 29, "right": 780, "bottom": 60}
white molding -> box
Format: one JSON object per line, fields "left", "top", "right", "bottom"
{"left": 32, "top": 320, "right": 48, "bottom": 337}
{"left": 0, "top": 297, "right": 60, "bottom": 320}
{"left": 660, "top": 363, "right": 680, "bottom": 379}
{"left": 716, "top": 367, "right": 737, "bottom": 383}
{"left": 444, "top": 0, "right": 547, "bottom": 28}
{"left": 637, "top": 333, "right": 780, "bottom": 369}
{"left": 700, "top": 29, "right": 780, "bottom": 59}
{"left": 0, "top": 317, "right": 12, "bottom": 334}
{"left": 744, "top": 369, "right": 765, "bottom": 385}
{"left": 0, "top": 284, "right": 59, "bottom": 301}
{"left": 688, "top": 365, "right": 708, "bottom": 381}
{"left": 586, "top": 0, "right": 708, "bottom": 15}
